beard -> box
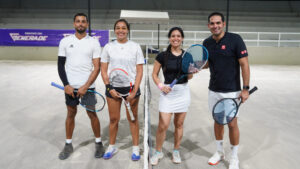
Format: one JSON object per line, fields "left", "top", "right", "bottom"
{"left": 76, "top": 27, "right": 87, "bottom": 34}
{"left": 212, "top": 30, "right": 224, "bottom": 38}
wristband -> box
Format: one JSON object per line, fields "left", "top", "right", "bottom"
{"left": 157, "top": 83, "right": 164, "bottom": 90}
{"left": 106, "top": 84, "right": 114, "bottom": 92}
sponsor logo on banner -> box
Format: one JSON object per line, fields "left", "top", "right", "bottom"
{"left": 9, "top": 32, "right": 48, "bottom": 41}
{"left": 0, "top": 29, "right": 109, "bottom": 47}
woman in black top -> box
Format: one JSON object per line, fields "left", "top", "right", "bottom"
{"left": 151, "top": 27, "right": 193, "bottom": 165}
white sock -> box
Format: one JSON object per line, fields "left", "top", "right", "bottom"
{"left": 66, "top": 139, "right": 72, "bottom": 144}
{"left": 95, "top": 137, "right": 101, "bottom": 143}
{"left": 231, "top": 144, "right": 239, "bottom": 159}
{"left": 132, "top": 146, "right": 139, "bottom": 155}
{"left": 216, "top": 140, "right": 224, "bottom": 153}
{"left": 108, "top": 144, "right": 115, "bottom": 150}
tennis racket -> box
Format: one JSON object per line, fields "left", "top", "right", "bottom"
{"left": 51, "top": 82, "right": 105, "bottom": 112}
{"left": 169, "top": 44, "right": 209, "bottom": 88}
{"left": 212, "top": 86, "right": 258, "bottom": 125}
{"left": 109, "top": 68, "right": 135, "bottom": 121}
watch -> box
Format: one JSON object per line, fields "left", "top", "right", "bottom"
{"left": 243, "top": 86, "right": 250, "bottom": 90}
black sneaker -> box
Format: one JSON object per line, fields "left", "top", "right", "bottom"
{"left": 58, "top": 143, "right": 73, "bottom": 160}
{"left": 95, "top": 142, "right": 104, "bottom": 158}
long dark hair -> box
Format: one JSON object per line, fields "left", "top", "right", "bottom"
{"left": 163, "top": 27, "right": 184, "bottom": 73}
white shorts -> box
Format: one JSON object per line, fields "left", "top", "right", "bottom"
{"left": 208, "top": 90, "right": 241, "bottom": 116}
{"left": 159, "top": 83, "right": 191, "bottom": 113}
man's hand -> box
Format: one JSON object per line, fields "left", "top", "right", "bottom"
{"left": 77, "top": 85, "right": 89, "bottom": 98}
{"left": 239, "top": 90, "right": 249, "bottom": 103}
{"left": 64, "top": 85, "right": 75, "bottom": 98}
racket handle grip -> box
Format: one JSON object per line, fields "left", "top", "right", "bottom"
{"left": 170, "top": 79, "right": 178, "bottom": 88}
{"left": 249, "top": 86, "right": 258, "bottom": 95}
{"left": 125, "top": 101, "right": 135, "bottom": 121}
{"left": 51, "top": 82, "right": 64, "bottom": 90}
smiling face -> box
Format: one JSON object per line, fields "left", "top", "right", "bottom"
{"left": 73, "top": 15, "right": 88, "bottom": 34}
{"left": 169, "top": 30, "right": 183, "bottom": 48}
{"left": 114, "top": 21, "right": 129, "bottom": 42}
{"left": 208, "top": 15, "right": 226, "bottom": 38}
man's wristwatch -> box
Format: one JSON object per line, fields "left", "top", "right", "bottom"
{"left": 243, "top": 86, "right": 250, "bottom": 90}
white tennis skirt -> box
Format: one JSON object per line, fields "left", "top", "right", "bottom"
{"left": 208, "top": 90, "right": 241, "bottom": 116}
{"left": 159, "top": 83, "right": 191, "bottom": 113}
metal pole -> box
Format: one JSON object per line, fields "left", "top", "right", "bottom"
{"left": 88, "top": 0, "right": 91, "bottom": 36}
{"left": 158, "top": 24, "right": 160, "bottom": 49}
{"left": 278, "top": 33, "right": 281, "bottom": 47}
{"left": 129, "top": 23, "right": 131, "bottom": 40}
{"left": 226, "top": 0, "right": 230, "bottom": 32}
{"left": 257, "top": 32, "right": 260, "bottom": 47}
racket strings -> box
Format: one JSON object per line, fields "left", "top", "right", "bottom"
{"left": 213, "top": 99, "right": 238, "bottom": 124}
{"left": 80, "top": 92, "right": 105, "bottom": 112}
{"left": 109, "top": 70, "right": 131, "bottom": 88}
{"left": 182, "top": 45, "right": 208, "bottom": 74}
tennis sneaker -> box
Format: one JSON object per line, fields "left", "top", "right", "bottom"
{"left": 131, "top": 147, "right": 140, "bottom": 161}
{"left": 94, "top": 142, "right": 105, "bottom": 158}
{"left": 229, "top": 157, "right": 239, "bottom": 169}
{"left": 172, "top": 150, "right": 182, "bottom": 164}
{"left": 58, "top": 143, "right": 73, "bottom": 160}
{"left": 208, "top": 151, "right": 225, "bottom": 165}
{"left": 103, "top": 146, "right": 118, "bottom": 159}
{"left": 131, "top": 153, "right": 141, "bottom": 161}
{"left": 150, "top": 151, "right": 164, "bottom": 165}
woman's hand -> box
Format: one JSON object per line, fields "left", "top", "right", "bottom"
{"left": 161, "top": 85, "right": 172, "bottom": 94}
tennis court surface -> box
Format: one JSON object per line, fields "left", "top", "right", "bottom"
{"left": 0, "top": 60, "right": 299, "bottom": 169}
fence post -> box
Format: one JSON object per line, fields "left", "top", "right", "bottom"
{"left": 257, "top": 32, "right": 260, "bottom": 47}
{"left": 151, "top": 31, "right": 154, "bottom": 45}
{"left": 278, "top": 33, "right": 281, "bottom": 47}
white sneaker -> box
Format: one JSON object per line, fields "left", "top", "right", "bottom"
{"left": 229, "top": 157, "right": 239, "bottom": 169}
{"left": 103, "top": 146, "right": 118, "bottom": 159}
{"left": 208, "top": 151, "right": 225, "bottom": 165}
{"left": 150, "top": 151, "right": 164, "bottom": 166}
{"left": 172, "top": 150, "right": 182, "bottom": 164}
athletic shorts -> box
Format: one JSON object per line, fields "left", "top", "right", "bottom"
{"left": 65, "top": 88, "right": 96, "bottom": 106}
{"left": 208, "top": 90, "right": 241, "bottom": 117}
{"left": 105, "top": 86, "right": 141, "bottom": 99}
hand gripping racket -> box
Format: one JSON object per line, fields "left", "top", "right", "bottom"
{"left": 51, "top": 82, "right": 105, "bottom": 112}
{"left": 212, "top": 86, "right": 258, "bottom": 125}
{"left": 170, "top": 44, "right": 209, "bottom": 87}
{"left": 109, "top": 68, "right": 135, "bottom": 121}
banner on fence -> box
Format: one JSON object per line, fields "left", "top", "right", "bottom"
{"left": 0, "top": 29, "right": 109, "bottom": 47}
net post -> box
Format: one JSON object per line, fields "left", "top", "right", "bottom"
{"left": 143, "top": 44, "right": 150, "bottom": 169}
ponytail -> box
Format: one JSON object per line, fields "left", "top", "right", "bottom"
{"left": 163, "top": 44, "right": 172, "bottom": 73}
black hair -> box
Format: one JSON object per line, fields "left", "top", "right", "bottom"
{"left": 114, "top": 19, "right": 130, "bottom": 31}
{"left": 73, "top": 13, "right": 88, "bottom": 22}
{"left": 163, "top": 27, "right": 184, "bottom": 73}
{"left": 208, "top": 12, "right": 225, "bottom": 23}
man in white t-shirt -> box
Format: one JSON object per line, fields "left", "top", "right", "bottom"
{"left": 57, "top": 13, "right": 104, "bottom": 160}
